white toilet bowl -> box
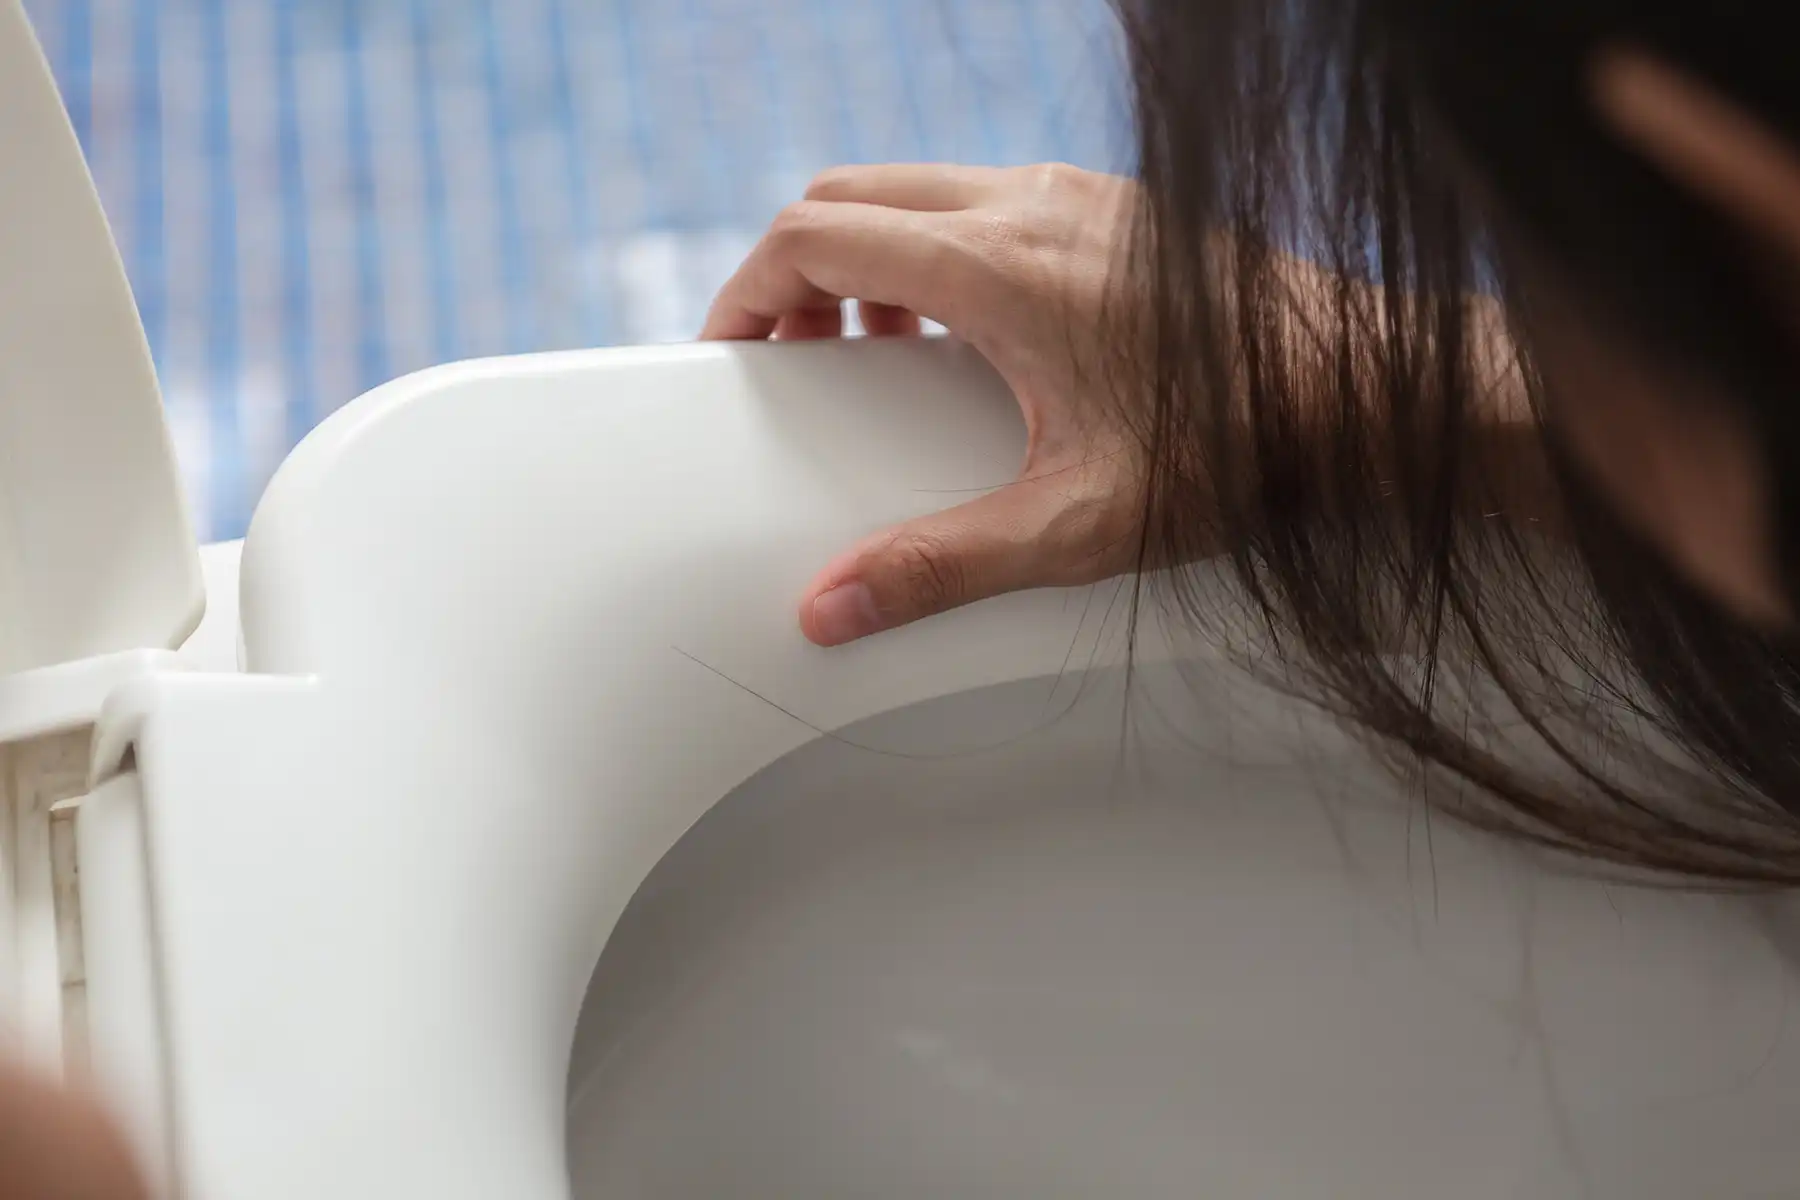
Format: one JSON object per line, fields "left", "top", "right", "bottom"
{"left": 6, "top": 4, "right": 1800, "bottom": 1197}
{"left": 569, "top": 669, "right": 1800, "bottom": 1199}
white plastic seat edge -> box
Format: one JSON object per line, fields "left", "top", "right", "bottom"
{"left": 81, "top": 341, "right": 1194, "bottom": 1200}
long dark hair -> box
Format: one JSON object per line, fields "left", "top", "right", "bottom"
{"left": 1112, "top": 0, "right": 1800, "bottom": 881}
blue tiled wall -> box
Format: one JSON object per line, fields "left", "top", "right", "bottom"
{"left": 23, "top": 0, "right": 1128, "bottom": 539}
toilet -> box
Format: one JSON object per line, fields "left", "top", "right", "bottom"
{"left": 6, "top": 3, "right": 1800, "bottom": 1197}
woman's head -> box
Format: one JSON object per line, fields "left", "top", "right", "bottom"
{"left": 1113, "top": 0, "right": 1800, "bottom": 880}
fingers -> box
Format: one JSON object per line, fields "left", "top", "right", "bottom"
{"left": 702, "top": 201, "right": 976, "bottom": 341}
{"left": 776, "top": 300, "right": 923, "bottom": 340}
{"left": 803, "top": 163, "right": 1008, "bottom": 211}
{"left": 858, "top": 301, "right": 923, "bottom": 338}
{"left": 770, "top": 302, "right": 921, "bottom": 341}
{"left": 706, "top": 165, "right": 1000, "bottom": 342}
{"left": 801, "top": 489, "right": 1039, "bottom": 646}
{"left": 705, "top": 162, "right": 1144, "bottom": 642}
{"left": 774, "top": 305, "right": 844, "bottom": 341}
{"left": 799, "top": 466, "right": 1134, "bottom": 646}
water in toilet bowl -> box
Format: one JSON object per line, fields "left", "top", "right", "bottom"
{"left": 565, "top": 663, "right": 1800, "bottom": 1200}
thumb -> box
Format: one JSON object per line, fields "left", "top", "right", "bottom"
{"left": 800, "top": 487, "right": 1063, "bottom": 647}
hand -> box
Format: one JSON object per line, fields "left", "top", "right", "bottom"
{"left": 703, "top": 163, "right": 1146, "bottom": 646}
{"left": 0, "top": 1059, "right": 147, "bottom": 1199}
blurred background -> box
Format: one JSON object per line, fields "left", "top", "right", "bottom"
{"left": 22, "top": 0, "right": 1128, "bottom": 541}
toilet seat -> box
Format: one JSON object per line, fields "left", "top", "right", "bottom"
{"left": 77, "top": 334, "right": 1146, "bottom": 1200}
{"left": 3, "top": 5, "right": 1144, "bottom": 1188}
{"left": 7, "top": 3, "right": 1800, "bottom": 1196}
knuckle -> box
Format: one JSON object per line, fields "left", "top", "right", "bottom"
{"left": 803, "top": 166, "right": 861, "bottom": 202}
{"left": 889, "top": 532, "right": 968, "bottom": 611}
{"left": 974, "top": 168, "right": 1088, "bottom": 265}
{"left": 767, "top": 201, "right": 827, "bottom": 248}
{"left": 1019, "top": 161, "right": 1081, "bottom": 197}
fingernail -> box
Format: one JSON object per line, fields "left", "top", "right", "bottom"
{"left": 810, "top": 582, "right": 881, "bottom": 645}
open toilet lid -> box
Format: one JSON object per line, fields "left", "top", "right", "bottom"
{"left": 0, "top": 0, "right": 202, "bottom": 679}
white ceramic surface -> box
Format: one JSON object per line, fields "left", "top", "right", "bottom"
{"left": 568, "top": 666, "right": 1800, "bottom": 1199}
{"left": 60, "top": 335, "right": 1800, "bottom": 1200}
{"left": 83, "top": 338, "right": 1157, "bottom": 1199}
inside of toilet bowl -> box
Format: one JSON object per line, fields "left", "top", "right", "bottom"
{"left": 563, "top": 663, "right": 1800, "bottom": 1200}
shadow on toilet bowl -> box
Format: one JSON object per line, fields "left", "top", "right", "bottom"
{"left": 564, "top": 663, "right": 1800, "bottom": 1199}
